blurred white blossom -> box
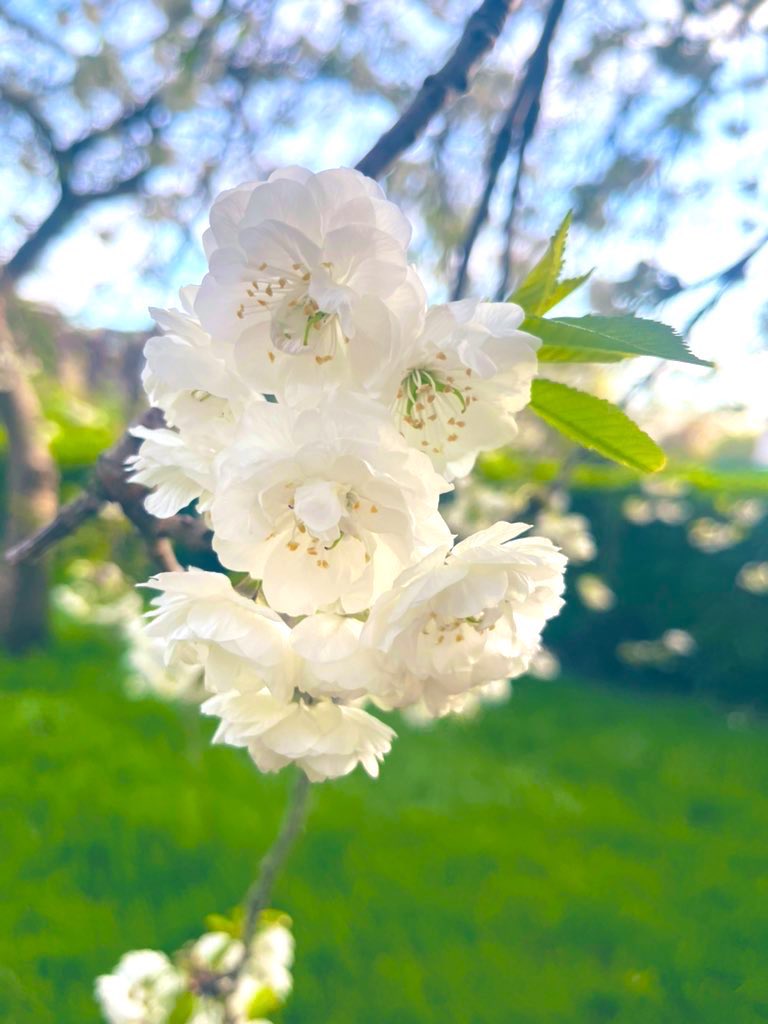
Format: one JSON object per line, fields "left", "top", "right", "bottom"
{"left": 535, "top": 509, "right": 596, "bottom": 563}
{"left": 688, "top": 517, "right": 743, "bottom": 553}
{"left": 95, "top": 950, "right": 183, "bottom": 1024}
{"left": 528, "top": 645, "right": 562, "bottom": 681}
{"left": 737, "top": 561, "right": 768, "bottom": 594}
{"left": 96, "top": 915, "right": 293, "bottom": 1024}
{"left": 575, "top": 574, "right": 616, "bottom": 612}
{"left": 622, "top": 495, "right": 656, "bottom": 525}
{"left": 618, "top": 628, "right": 697, "bottom": 668}
{"left": 661, "top": 629, "right": 697, "bottom": 656}
{"left": 443, "top": 476, "right": 532, "bottom": 537}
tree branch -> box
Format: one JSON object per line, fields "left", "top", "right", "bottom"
{"left": 0, "top": 0, "right": 225, "bottom": 288}
{"left": 451, "top": 0, "right": 567, "bottom": 300}
{"left": 0, "top": 169, "right": 149, "bottom": 290}
{"left": 494, "top": 143, "right": 528, "bottom": 300}
{"left": 5, "top": 0, "right": 523, "bottom": 566}
{"left": 355, "top": 0, "right": 520, "bottom": 180}
{"left": 239, "top": 771, "right": 311, "bottom": 960}
{"left": 4, "top": 406, "right": 213, "bottom": 569}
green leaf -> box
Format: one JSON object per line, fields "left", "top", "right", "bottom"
{"left": 204, "top": 909, "right": 243, "bottom": 938}
{"left": 536, "top": 345, "right": 628, "bottom": 364}
{"left": 259, "top": 907, "right": 293, "bottom": 928}
{"left": 245, "top": 985, "right": 283, "bottom": 1019}
{"left": 529, "top": 379, "right": 667, "bottom": 472}
{"left": 538, "top": 270, "right": 594, "bottom": 314}
{"left": 510, "top": 213, "right": 572, "bottom": 315}
{"left": 526, "top": 315, "right": 713, "bottom": 367}
{"left": 167, "top": 991, "right": 196, "bottom": 1024}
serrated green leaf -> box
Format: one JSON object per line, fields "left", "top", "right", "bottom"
{"left": 509, "top": 213, "right": 572, "bottom": 315}
{"left": 538, "top": 269, "right": 594, "bottom": 314}
{"left": 529, "top": 379, "right": 667, "bottom": 472}
{"left": 525, "top": 314, "right": 713, "bottom": 367}
{"left": 537, "top": 345, "right": 628, "bottom": 364}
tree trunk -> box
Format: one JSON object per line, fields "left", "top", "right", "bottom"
{"left": 0, "top": 297, "right": 59, "bottom": 651}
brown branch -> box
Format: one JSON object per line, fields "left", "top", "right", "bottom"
{"left": 0, "top": 169, "right": 150, "bottom": 290}
{"left": 355, "top": 0, "right": 520, "bottom": 180}
{"left": 494, "top": 142, "right": 528, "bottom": 300}
{"left": 451, "top": 0, "right": 567, "bottom": 300}
{"left": 3, "top": 491, "right": 102, "bottom": 565}
{"left": 0, "top": 0, "right": 229, "bottom": 289}
{"left": 4, "top": 406, "right": 213, "bottom": 568}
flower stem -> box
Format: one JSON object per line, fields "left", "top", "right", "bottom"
{"left": 240, "top": 769, "right": 311, "bottom": 956}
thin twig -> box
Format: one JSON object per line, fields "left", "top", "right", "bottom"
{"left": 355, "top": 0, "right": 520, "bottom": 180}
{"left": 239, "top": 771, "right": 311, "bottom": 963}
{"left": 0, "top": 0, "right": 242, "bottom": 289}
{"left": 620, "top": 232, "right": 768, "bottom": 407}
{"left": 493, "top": 115, "right": 531, "bottom": 301}
{"left": 451, "top": 0, "right": 567, "bottom": 300}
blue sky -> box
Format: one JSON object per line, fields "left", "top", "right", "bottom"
{"left": 3, "top": 0, "right": 767, "bottom": 424}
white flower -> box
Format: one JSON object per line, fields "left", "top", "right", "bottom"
{"left": 127, "top": 425, "right": 218, "bottom": 518}
{"left": 364, "top": 521, "right": 566, "bottom": 716}
{"left": 290, "top": 612, "right": 387, "bottom": 700}
{"left": 123, "top": 618, "right": 205, "bottom": 703}
{"left": 188, "top": 931, "right": 243, "bottom": 974}
{"left": 209, "top": 397, "right": 451, "bottom": 616}
{"left": 195, "top": 166, "right": 424, "bottom": 399}
{"left": 132, "top": 288, "right": 264, "bottom": 520}
{"left": 142, "top": 569, "right": 294, "bottom": 701}
{"left": 203, "top": 690, "right": 395, "bottom": 782}
{"left": 143, "top": 286, "right": 252, "bottom": 434}
{"left": 95, "top": 950, "right": 183, "bottom": 1024}
{"left": 247, "top": 919, "right": 294, "bottom": 1001}
{"left": 402, "top": 677, "right": 512, "bottom": 726}
{"left": 393, "top": 300, "right": 540, "bottom": 479}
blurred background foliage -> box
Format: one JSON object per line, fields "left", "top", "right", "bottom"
{"left": 1, "top": 0, "right": 767, "bottom": 1021}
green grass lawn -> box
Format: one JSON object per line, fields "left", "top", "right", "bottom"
{"left": 2, "top": 628, "right": 768, "bottom": 1023}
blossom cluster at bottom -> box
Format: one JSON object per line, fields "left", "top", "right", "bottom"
{"left": 143, "top": 522, "right": 567, "bottom": 783}
{"left": 95, "top": 915, "right": 293, "bottom": 1024}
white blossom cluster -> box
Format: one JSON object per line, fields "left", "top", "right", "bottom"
{"left": 95, "top": 917, "right": 293, "bottom": 1024}
{"left": 133, "top": 166, "right": 567, "bottom": 782}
